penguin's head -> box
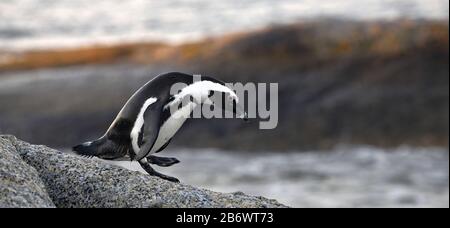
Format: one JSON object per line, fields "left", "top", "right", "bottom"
{"left": 192, "top": 76, "right": 247, "bottom": 121}
{"left": 202, "top": 89, "right": 247, "bottom": 121}
{"left": 167, "top": 75, "right": 248, "bottom": 121}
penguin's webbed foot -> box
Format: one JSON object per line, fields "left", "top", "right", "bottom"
{"left": 139, "top": 160, "right": 180, "bottom": 183}
{"left": 147, "top": 155, "right": 180, "bottom": 167}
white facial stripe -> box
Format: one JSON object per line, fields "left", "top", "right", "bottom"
{"left": 130, "top": 97, "right": 157, "bottom": 153}
{"left": 164, "top": 80, "right": 238, "bottom": 109}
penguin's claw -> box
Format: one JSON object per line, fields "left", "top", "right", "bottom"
{"left": 79, "top": 154, "right": 94, "bottom": 159}
{"left": 156, "top": 174, "right": 180, "bottom": 183}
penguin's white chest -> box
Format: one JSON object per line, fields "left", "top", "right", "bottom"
{"left": 130, "top": 97, "right": 158, "bottom": 154}
{"left": 149, "top": 103, "right": 196, "bottom": 154}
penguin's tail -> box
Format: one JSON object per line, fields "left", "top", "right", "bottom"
{"left": 72, "top": 137, "right": 105, "bottom": 158}
{"left": 73, "top": 136, "right": 129, "bottom": 160}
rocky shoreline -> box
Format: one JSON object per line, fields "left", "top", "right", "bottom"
{"left": 0, "top": 135, "right": 286, "bottom": 208}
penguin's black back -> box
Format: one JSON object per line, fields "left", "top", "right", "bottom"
{"left": 75, "top": 72, "right": 224, "bottom": 160}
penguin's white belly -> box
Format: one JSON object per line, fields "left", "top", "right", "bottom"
{"left": 149, "top": 103, "right": 195, "bottom": 154}
{"left": 150, "top": 116, "right": 187, "bottom": 154}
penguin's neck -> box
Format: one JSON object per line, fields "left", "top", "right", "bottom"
{"left": 171, "top": 102, "right": 198, "bottom": 119}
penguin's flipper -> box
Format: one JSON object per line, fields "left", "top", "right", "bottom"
{"left": 134, "top": 102, "right": 162, "bottom": 161}
{"left": 155, "top": 138, "right": 172, "bottom": 153}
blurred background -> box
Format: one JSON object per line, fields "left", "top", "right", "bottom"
{"left": 0, "top": 0, "right": 448, "bottom": 207}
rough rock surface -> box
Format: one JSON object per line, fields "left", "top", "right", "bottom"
{"left": 0, "top": 136, "right": 55, "bottom": 208}
{"left": 0, "top": 135, "right": 286, "bottom": 208}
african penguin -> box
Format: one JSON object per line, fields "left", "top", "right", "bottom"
{"left": 73, "top": 72, "right": 247, "bottom": 182}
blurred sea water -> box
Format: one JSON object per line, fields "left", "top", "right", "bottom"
{"left": 101, "top": 147, "right": 449, "bottom": 208}
{"left": 1, "top": 0, "right": 448, "bottom": 208}
{"left": 0, "top": 0, "right": 449, "bottom": 51}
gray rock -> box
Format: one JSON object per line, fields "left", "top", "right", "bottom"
{"left": 0, "top": 135, "right": 55, "bottom": 208}
{"left": 0, "top": 135, "right": 287, "bottom": 208}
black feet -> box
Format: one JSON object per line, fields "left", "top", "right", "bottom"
{"left": 147, "top": 155, "right": 180, "bottom": 167}
{"left": 139, "top": 159, "right": 180, "bottom": 183}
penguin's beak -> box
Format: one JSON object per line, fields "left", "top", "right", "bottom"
{"left": 235, "top": 104, "right": 248, "bottom": 122}
{"left": 240, "top": 111, "right": 249, "bottom": 122}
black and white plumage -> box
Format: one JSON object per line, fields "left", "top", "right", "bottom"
{"left": 73, "top": 72, "right": 247, "bottom": 182}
